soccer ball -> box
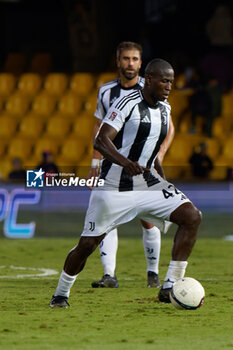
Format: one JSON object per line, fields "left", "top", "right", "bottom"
{"left": 170, "top": 277, "right": 205, "bottom": 310}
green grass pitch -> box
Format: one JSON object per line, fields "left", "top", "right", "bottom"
{"left": 0, "top": 213, "right": 233, "bottom": 349}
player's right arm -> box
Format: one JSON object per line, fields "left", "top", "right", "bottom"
{"left": 88, "top": 118, "right": 102, "bottom": 179}
{"left": 87, "top": 86, "right": 106, "bottom": 187}
{"left": 94, "top": 123, "right": 144, "bottom": 176}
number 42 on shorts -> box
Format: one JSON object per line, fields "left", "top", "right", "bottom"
{"left": 162, "top": 184, "right": 187, "bottom": 200}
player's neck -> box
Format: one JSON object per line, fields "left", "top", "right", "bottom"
{"left": 119, "top": 75, "right": 139, "bottom": 88}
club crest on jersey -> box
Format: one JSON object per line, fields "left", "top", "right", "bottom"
{"left": 109, "top": 111, "right": 117, "bottom": 121}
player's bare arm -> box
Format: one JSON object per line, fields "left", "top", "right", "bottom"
{"left": 94, "top": 123, "right": 144, "bottom": 176}
{"left": 157, "top": 115, "right": 175, "bottom": 163}
{"left": 87, "top": 119, "right": 102, "bottom": 188}
{"left": 92, "top": 119, "right": 102, "bottom": 162}
{"left": 154, "top": 157, "right": 166, "bottom": 179}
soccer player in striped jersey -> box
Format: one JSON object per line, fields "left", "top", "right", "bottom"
{"left": 89, "top": 42, "right": 175, "bottom": 289}
{"left": 50, "top": 58, "right": 201, "bottom": 308}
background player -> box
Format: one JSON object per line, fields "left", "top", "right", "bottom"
{"left": 50, "top": 58, "right": 201, "bottom": 308}
{"left": 88, "top": 42, "right": 175, "bottom": 289}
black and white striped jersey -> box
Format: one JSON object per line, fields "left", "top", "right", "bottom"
{"left": 99, "top": 90, "right": 171, "bottom": 191}
{"left": 94, "top": 77, "right": 145, "bottom": 120}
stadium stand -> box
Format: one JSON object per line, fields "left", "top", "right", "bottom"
{"left": 0, "top": 139, "right": 8, "bottom": 157}
{"left": 17, "top": 113, "right": 45, "bottom": 140}
{"left": 31, "top": 91, "right": 56, "bottom": 117}
{"left": 44, "top": 73, "right": 69, "bottom": 99}
{"left": 43, "top": 114, "right": 72, "bottom": 139}
{"left": 0, "top": 113, "right": 18, "bottom": 139}
{"left": 221, "top": 90, "right": 233, "bottom": 119}
{"left": 83, "top": 91, "right": 98, "bottom": 115}
{"left": 0, "top": 63, "right": 232, "bottom": 181}
{"left": 5, "top": 91, "right": 29, "bottom": 118}
{"left": 70, "top": 73, "right": 96, "bottom": 97}
{"left": 71, "top": 113, "right": 95, "bottom": 141}
{"left": 96, "top": 72, "right": 118, "bottom": 87}
{"left": 57, "top": 91, "right": 82, "bottom": 117}
{"left": 57, "top": 137, "right": 87, "bottom": 164}
{"left": 17, "top": 73, "right": 42, "bottom": 99}
{"left": 33, "top": 137, "right": 60, "bottom": 160}
{"left": 212, "top": 117, "right": 228, "bottom": 141}
{"left": 203, "top": 137, "right": 221, "bottom": 159}
{"left": 0, "top": 73, "right": 16, "bottom": 100}
{"left": 7, "top": 137, "right": 33, "bottom": 161}
{"left": 0, "top": 158, "right": 12, "bottom": 179}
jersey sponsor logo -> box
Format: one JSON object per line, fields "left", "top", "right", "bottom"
{"left": 109, "top": 111, "right": 117, "bottom": 121}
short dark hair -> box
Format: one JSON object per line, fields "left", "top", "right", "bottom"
{"left": 145, "top": 58, "right": 173, "bottom": 76}
{"left": 116, "top": 41, "right": 142, "bottom": 60}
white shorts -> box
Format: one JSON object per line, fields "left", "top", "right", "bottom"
{"left": 81, "top": 175, "right": 190, "bottom": 237}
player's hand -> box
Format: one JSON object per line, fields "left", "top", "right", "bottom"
{"left": 124, "top": 161, "right": 144, "bottom": 176}
{"left": 87, "top": 167, "right": 99, "bottom": 190}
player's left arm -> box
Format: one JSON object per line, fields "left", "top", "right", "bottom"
{"left": 157, "top": 114, "right": 175, "bottom": 163}
{"left": 154, "top": 157, "right": 166, "bottom": 179}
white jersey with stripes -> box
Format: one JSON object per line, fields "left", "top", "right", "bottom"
{"left": 99, "top": 90, "right": 171, "bottom": 191}
{"left": 94, "top": 77, "right": 145, "bottom": 120}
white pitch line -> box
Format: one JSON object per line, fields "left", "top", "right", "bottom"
{"left": 0, "top": 265, "right": 58, "bottom": 279}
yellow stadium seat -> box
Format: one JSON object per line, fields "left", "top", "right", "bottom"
{"left": 209, "top": 166, "right": 228, "bottom": 180}
{"left": 212, "top": 117, "right": 228, "bottom": 141}
{"left": 58, "top": 138, "right": 87, "bottom": 163}
{"left": 3, "top": 53, "right": 27, "bottom": 76}
{"left": 33, "top": 137, "right": 60, "bottom": 160}
{"left": 58, "top": 91, "right": 82, "bottom": 117}
{"left": 96, "top": 72, "right": 118, "bottom": 87}
{"left": 24, "top": 156, "right": 41, "bottom": 170}
{"left": 0, "top": 139, "right": 7, "bottom": 157}
{"left": 0, "top": 158, "right": 12, "bottom": 179}
{"left": 222, "top": 90, "right": 233, "bottom": 118}
{"left": 202, "top": 137, "right": 221, "bottom": 159}
{"left": 44, "top": 73, "right": 68, "bottom": 98}
{"left": 7, "top": 137, "right": 33, "bottom": 160}
{"left": 70, "top": 73, "right": 95, "bottom": 97}
{"left": 166, "top": 136, "right": 194, "bottom": 163}
{"left": 44, "top": 115, "right": 72, "bottom": 139}
{"left": 209, "top": 157, "right": 232, "bottom": 180}
{"left": 17, "top": 73, "right": 42, "bottom": 98}
{"left": 83, "top": 91, "right": 98, "bottom": 115}
{"left": 220, "top": 138, "right": 233, "bottom": 162}
{"left": 0, "top": 114, "right": 18, "bottom": 139}
{"left": 32, "top": 91, "right": 56, "bottom": 117}
{"left": 167, "top": 89, "right": 192, "bottom": 123}
{"left": 161, "top": 162, "right": 185, "bottom": 180}
{"left": 18, "top": 114, "right": 45, "bottom": 139}
{"left": 71, "top": 115, "right": 94, "bottom": 142}
{"left": 0, "top": 73, "right": 16, "bottom": 99}
{"left": 5, "top": 92, "right": 29, "bottom": 117}
{"left": 55, "top": 157, "right": 76, "bottom": 174}
{"left": 76, "top": 149, "right": 94, "bottom": 178}
{"left": 0, "top": 97, "right": 3, "bottom": 112}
